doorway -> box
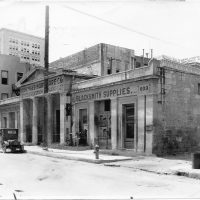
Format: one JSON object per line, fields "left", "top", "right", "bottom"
{"left": 79, "top": 109, "right": 88, "bottom": 145}
{"left": 53, "top": 110, "right": 60, "bottom": 143}
{"left": 123, "top": 104, "right": 135, "bottom": 149}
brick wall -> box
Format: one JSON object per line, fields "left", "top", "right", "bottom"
{"left": 102, "top": 44, "right": 134, "bottom": 76}
{"left": 153, "top": 68, "right": 200, "bottom": 155}
{"left": 50, "top": 44, "right": 100, "bottom": 70}
{"left": 50, "top": 43, "right": 135, "bottom": 76}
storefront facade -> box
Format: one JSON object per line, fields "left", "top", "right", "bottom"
{"left": 2, "top": 41, "right": 200, "bottom": 156}
{"left": 18, "top": 68, "right": 93, "bottom": 145}
{"left": 72, "top": 76, "right": 156, "bottom": 154}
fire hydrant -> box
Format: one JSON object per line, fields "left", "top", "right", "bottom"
{"left": 94, "top": 144, "right": 100, "bottom": 159}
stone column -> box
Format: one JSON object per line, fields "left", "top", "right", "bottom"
{"left": 145, "top": 95, "right": 153, "bottom": 155}
{"left": 47, "top": 95, "right": 53, "bottom": 145}
{"left": 7, "top": 113, "right": 10, "bottom": 128}
{"left": 60, "top": 93, "right": 67, "bottom": 144}
{"left": 0, "top": 112, "right": 1, "bottom": 128}
{"left": 20, "top": 100, "right": 26, "bottom": 143}
{"left": 15, "top": 111, "right": 18, "bottom": 128}
{"left": 89, "top": 101, "right": 95, "bottom": 146}
{"left": 137, "top": 96, "right": 145, "bottom": 152}
{"left": 32, "top": 97, "right": 38, "bottom": 145}
{"left": 111, "top": 98, "right": 117, "bottom": 149}
{"left": 66, "top": 94, "right": 71, "bottom": 134}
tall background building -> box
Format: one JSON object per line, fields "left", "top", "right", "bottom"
{"left": 0, "top": 28, "right": 44, "bottom": 67}
{"left": 0, "top": 54, "right": 31, "bottom": 99}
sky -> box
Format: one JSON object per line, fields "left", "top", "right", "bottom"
{"left": 0, "top": 0, "right": 200, "bottom": 62}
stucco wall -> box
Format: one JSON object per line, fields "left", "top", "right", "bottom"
{"left": 153, "top": 68, "right": 200, "bottom": 155}
{"left": 0, "top": 54, "right": 30, "bottom": 98}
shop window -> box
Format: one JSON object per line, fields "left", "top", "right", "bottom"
{"left": 2, "top": 117, "right": 7, "bottom": 128}
{"left": 17, "top": 72, "right": 23, "bottom": 81}
{"left": 9, "top": 112, "right": 15, "bottom": 128}
{"left": 1, "top": 70, "right": 8, "bottom": 85}
{"left": 1, "top": 93, "right": 8, "bottom": 100}
{"left": 104, "top": 100, "right": 111, "bottom": 111}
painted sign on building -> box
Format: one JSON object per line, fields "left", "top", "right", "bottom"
{"left": 48, "top": 75, "right": 64, "bottom": 93}
{"left": 21, "top": 75, "right": 66, "bottom": 98}
{"left": 21, "top": 81, "right": 44, "bottom": 98}
{"left": 72, "top": 82, "right": 151, "bottom": 103}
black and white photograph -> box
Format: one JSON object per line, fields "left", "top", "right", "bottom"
{"left": 0, "top": 0, "right": 200, "bottom": 199}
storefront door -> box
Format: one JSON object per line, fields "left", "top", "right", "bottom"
{"left": 79, "top": 109, "right": 88, "bottom": 145}
{"left": 124, "top": 104, "right": 135, "bottom": 149}
{"left": 53, "top": 110, "right": 60, "bottom": 143}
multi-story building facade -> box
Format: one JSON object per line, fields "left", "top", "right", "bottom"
{"left": 0, "top": 28, "right": 44, "bottom": 67}
{"left": 0, "top": 54, "right": 31, "bottom": 99}
{"left": 0, "top": 54, "right": 31, "bottom": 130}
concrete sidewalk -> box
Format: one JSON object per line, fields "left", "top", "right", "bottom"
{"left": 24, "top": 146, "right": 133, "bottom": 164}
{"left": 105, "top": 155, "right": 200, "bottom": 180}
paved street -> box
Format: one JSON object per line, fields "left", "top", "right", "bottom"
{"left": 0, "top": 153, "right": 200, "bottom": 199}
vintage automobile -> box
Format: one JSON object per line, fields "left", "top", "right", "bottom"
{"left": 0, "top": 128, "right": 24, "bottom": 153}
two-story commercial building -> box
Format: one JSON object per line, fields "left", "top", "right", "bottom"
{"left": 1, "top": 44, "right": 200, "bottom": 156}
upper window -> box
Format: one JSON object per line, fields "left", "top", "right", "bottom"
{"left": 1, "top": 70, "right": 8, "bottom": 85}
{"left": 1, "top": 93, "right": 8, "bottom": 100}
{"left": 116, "top": 60, "right": 120, "bottom": 73}
{"left": 107, "top": 59, "right": 112, "bottom": 75}
{"left": 136, "top": 62, "right": 141, "bottom": 68}
{"left": 17, "top": 72, "right": 23, "bottom": 82}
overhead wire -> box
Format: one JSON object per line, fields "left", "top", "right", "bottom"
{"left": 59, "top": 3, "right": 184, "bottom": 48}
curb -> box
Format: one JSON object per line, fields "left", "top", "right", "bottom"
{"left": 173, "top": 170, "right": 200, "bottom": 180}
{"left": 26, "top": 150, "right": 133, "bottom": 164}
{"left": 104, "top": 163, "right": 200, "bottom": 180}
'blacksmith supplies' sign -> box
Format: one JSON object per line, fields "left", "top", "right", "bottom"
{"left": 73, "top": 82, "right": 152, "bottom": 103}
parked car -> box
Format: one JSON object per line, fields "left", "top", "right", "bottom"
{"left": 0, "top": 129, "right": 24, "bottom": 153}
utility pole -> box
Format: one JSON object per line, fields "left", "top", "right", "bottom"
{"left": 44, "top": 5, "right": 49, "bottom": 93}
{"left": 43, "top": 5, "right": 49, "bottom": 148}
